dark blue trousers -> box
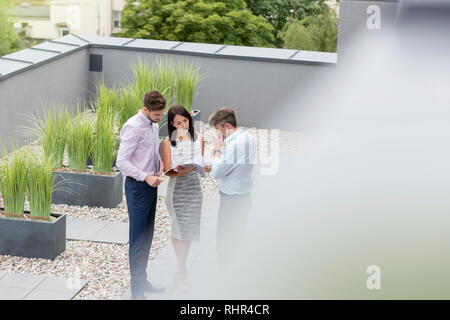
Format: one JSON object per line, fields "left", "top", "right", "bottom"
{"left": 125, "top": 177, "right": 158, "bottom": 292}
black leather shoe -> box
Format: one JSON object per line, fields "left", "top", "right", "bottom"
{"left": 131, "top": 290, "right": 146, "bottom": 300}
{"left": 142, "top": 281, "right": 166, "bottom": 293}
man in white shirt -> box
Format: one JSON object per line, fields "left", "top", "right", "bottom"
{"left": 209, "top": 107, "right": 256, "bottom": 269}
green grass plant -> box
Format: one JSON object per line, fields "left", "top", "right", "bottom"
{"left": 0, "top": 147, "right": 28, "bottom": 218}
{"left": 175, "top": 60, "right": 203, "bottom": 112}
{"left": 93, "top": 110, "right": 118, "bottom": 173}
{"left": 155, "top": 58, "right": 176, "bottom": 107}
{"left": 26, "top": 156, "right": 55, "bottom": 221}
{"left": 93, "top": 79, "right": 120, "bottom": 116}
{"left": 131, "top": 57, "right": 159, "bottom": 100}
{"left": 90, "top": 79, "right": 120, "bottom": 173}
{"left": 117, "top": 85, "right": 140, "bottom": 131}
{"left": 67, "top": 105, "right": 93, "bottom": 170}
{"left": 22, "top": 105, "right": 68, "bottom": 169}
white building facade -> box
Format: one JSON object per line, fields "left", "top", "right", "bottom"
{"left": 13, "top": 0, "right": 126, "bottom": 40}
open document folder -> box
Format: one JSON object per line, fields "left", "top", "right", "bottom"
{"left": 161, "top": 153, "right": 207, "bottom": 177}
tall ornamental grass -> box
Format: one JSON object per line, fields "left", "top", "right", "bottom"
{"left": 131, "top": 57, "right": 173, "bottom": 108}
{"left": 93, "top": 80, "right": 120, "bottom": 116}
{"left": 117, "top": 85, "right": 140, "bottom": 131}
{"left": 42, "top": 107, "right": 68, "bottom": 169}
{"left": 67, "top": 106, "right": 93, "bottom": 170}
{"left": 0, "top": 148, "right": 28, "bottom": 218}
{"left": 175, "top": 61, "right": 203, "bottom": 112}
{"left": 26, "top": 156, "right": 55, "bottom": 221}
{"left": 23, "top": 106, "right": 69, "bottom": 169}
{"left": 155, "top": 58, "right": 176, "bottom": 107}
{"left": 132, "top": 57, "right": 159, "bottom": 100}
{"left": 93, "top": 111, "right": 118, "bottom": 173}
{"left": 91, "top": 80, "right": 120, "bottom": 172}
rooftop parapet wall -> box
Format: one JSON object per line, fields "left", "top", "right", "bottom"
{"left": 0, "top": 34, "right": 337, "bottom": 141}
{"left": 0, "top": 34, "right": 336, "bottom": 81}
{"left": 0, "top": 43, "right": 89, "bottom": 149}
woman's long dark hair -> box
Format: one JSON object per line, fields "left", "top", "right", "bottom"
{"left": 167, "top": 105, "right": 196, "bottom": 147}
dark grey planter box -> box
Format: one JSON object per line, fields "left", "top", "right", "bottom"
{"left": 86, "top": 155, "right": 117, "bottom": 168}
{"left": 159, "top": 109, "right": 201, "bottom": 138}
{"left": 0, "top": 211, "right": 66, "bottom": 260}
{"left": 52, "top": 170, "right": 123, "bottom": 208}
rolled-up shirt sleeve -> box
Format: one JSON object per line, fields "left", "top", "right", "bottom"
{"left": 116, "top": 124, "right": 147, "bottom": 181}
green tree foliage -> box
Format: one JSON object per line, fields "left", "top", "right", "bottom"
{"left": 280, "top": 8, "right": 338, "bottom": 53}
{"left": 119, "top": 0, "right": 275, "bottom": 47}
{"left": 244, "top": 0, "right": 329, "bottom": 46}
{"left": 0, "top": 0, "right": 22, "bottom": 56}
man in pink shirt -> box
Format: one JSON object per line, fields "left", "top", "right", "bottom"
{"left": 116, "top": 91, "right": 166, "bottom": 300}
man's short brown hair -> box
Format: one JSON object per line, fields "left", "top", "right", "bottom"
{"left": 144, "top": 91, "right": 166, "bottom": 111}
{"left": 208, "top": 107, "right": 237, "bottom": 127}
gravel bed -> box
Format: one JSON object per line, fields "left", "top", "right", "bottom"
{"left": 0, "top": 121, "right": 300, "bottom": 300}
{"left": 0, "top": 241, "right": 131, "bottom": 300}
{"left": 0, "top": 195, "right": 171, "bottom": 300}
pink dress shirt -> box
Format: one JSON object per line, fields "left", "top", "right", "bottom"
{"left": 116, "top": 110, "right": 160, "bottom": 182}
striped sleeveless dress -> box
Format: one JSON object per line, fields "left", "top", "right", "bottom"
{"left": 165, "top": 135, "right": 203, "bottom": 241}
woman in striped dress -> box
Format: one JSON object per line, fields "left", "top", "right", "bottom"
{"left": 161, "top": 105, "right": 210, "bottom": 290}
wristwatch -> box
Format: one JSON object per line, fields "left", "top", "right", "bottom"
{"left": 213, "top": 149, "right": 222, "bottom": 155}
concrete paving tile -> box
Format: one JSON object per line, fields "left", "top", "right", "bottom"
{"left": 23, "top": 289, "right": 76, "bottom": 300}
{"left": 65, "top": 216, "right": 74, "bottom": 225}
{"left": 200, "top": 214, "right": 218, "bottom": 221}
{"left": 66, "top": 218, "right": 109, "bottom": 240}
{"left": 0, "top": 271, "right": 6, "bottom": 280}
{"left": 190, "top": 238, "right": 215, "bottom": 251}
{"left": 191, "top": 249, "right": 218, "bottom": 264}
{"left": 0, "top": 272, "right": 45, "bottom": 289}
{"left": 155, "top": 246, "right": 200, "bottom": 265}
{"left": 120, "top": 269, "right": 175, "bottom": 300}
{"left": 169, "top": 282, "right": 215, "bottom": 300}
{"left": 155, "top": 246, "right": 177, "bottom": 260}
{"left": 198, "top": 229, "right": 216, "bottom": 241}
{"left": 144, "top": 287, "right": 174, "bottom": 300}
{"left": 147, "top": 269, "right": 175, "bottom": 286}
{"left": 146, "top": 258, "right": 176, "bottom": 273}
{"left": 202, "top": 201, "right": 219, "bottom": 211}
{"left": 120, "top": 286, "right": 174, "bottom": 300}
{"left": 201, "top": 208, "right": 219, "bottom": 218}
{"left": 0, "top": 286, "right": 31, "bottom": 300}
{"left": 88, "top": 221, "right": 129, "bottom": 244}
{"left": 200, "top": 218, "right": 217, "bottom": 229}
{"left": 101, "top": 221, "right": 129, "bottom": 232}
{"left": 89, "top": 230, "right": 129, "bottom": 244}
{"left": 35, "top": 275, "right": 87, "bottom": 293}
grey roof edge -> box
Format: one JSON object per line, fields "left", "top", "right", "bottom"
{"left": 214, "top": 45, "right": 227, "bottom": 54}
{"left": 70, "top": 33, "right": 90, "bottom": 43}
{"left": 89, "top": 42, "right": 337, "bottom": 67}
{"left": 0, "top": 45, "right": 88, "bottom": 82}
{"left": 288, "top": 50, "right": 301, "bottom": 59}
{"left": 170, "top": 41, "right": 184, "bottom": 50}
{"left": 0, "top": 56, "right": 34, "bottom": 64}
{"left": 1, "top": 34, "right": 336, "bottom": 80}
{"left": 48, "top": 40, "right": 82, "bottom": 47}
{"left": 83, "top": 34, "right": 336, "bottom": 66}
